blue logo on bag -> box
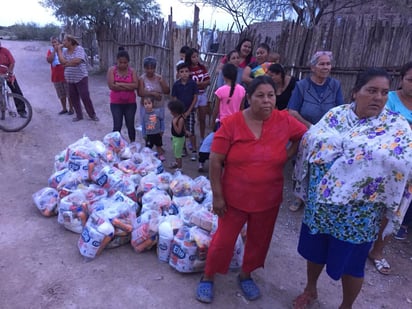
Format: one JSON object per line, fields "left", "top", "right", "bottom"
{"left": 68, "top": 162, "right": 80, "bottom": 171}
{"left": 92, "top": 240, "right": 101, "bottom": 247}
{"left": 171, "top": 244, "right": 185, "bottom": 259}
{"left": 81, "top": 228, "right": 91, "bottom": 242}
{"left": 96, "top": 175, "right": 108, "bottom": 186}
{"left": 159, "top": 243, "right": 168, "bottom": 250}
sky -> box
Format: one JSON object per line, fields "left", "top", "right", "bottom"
{"left": 0, "top": 0, "right": 233, "bottom": 30}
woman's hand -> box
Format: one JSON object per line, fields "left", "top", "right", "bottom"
{"left": 212, "top": 195, "right": 227, "bottom": 217}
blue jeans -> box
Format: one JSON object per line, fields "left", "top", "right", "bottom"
{"left": 110, "top": 103, "right": 137, "bottom": 142}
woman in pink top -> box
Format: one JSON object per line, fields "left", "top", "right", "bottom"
{"left": 212, "top": 63, "right": 246, "bottom": 129}
{"left": 107, "top": 48, "right": 139, "bottom": 142}
{"left": 217, "top": 38, "right": 255, "bottom": 72}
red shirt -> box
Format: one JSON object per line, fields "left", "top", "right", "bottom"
{"left": 212, "top": 110, "right": 307, "bottom": 212}
{"left": 47, "top": 49, "right": 65, "bottom": 83}
{"left": 189, "top": 64, "right": 209, "bottom": 93}
{"left": 0, "top": 47, "right": 15, "bottom": 68}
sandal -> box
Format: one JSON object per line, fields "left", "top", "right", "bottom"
{"left": 68, "top": 110, "right": 74, "bottom": 115}
{"left": 238, "top": 275, "right": 260, "bottom": 301}
{"left": 196, "top": 278, "right": 214, "bottom": 303}
{"left": 293, "top": 290, "right": 318, "bottom": 309}
{"left": 289, "top": 199, "right": 303, "bottom": 212}
{"left": 72, "top": 117, "right": 83, "bottom": 122}
{"left": 169, "top": 162, "right": 178, "bottom": 169}
{"left": 58, "top": 110, "right": 68, "bottom": 115}
{"left": 370, "top": 257, "right": 391, "bottom": 275}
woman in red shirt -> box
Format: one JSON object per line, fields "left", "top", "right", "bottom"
{"left": 195, "top": 75, "right": 307, "bottom": 303}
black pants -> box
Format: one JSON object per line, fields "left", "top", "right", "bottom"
{"left": 7, "top": 78, "right": 26, "bottom": 113}
{"left": 198, "top": 152, "right": 209, "bottom": 163}
{"left": 110, "top": 103, "right": 137, "bottom": 142}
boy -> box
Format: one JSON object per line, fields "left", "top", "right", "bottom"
{"left": 172, "top": 62, "right": 199, "bottom": 161}
{"left": 143, "top": 95, "right": 165, "bottom": 161}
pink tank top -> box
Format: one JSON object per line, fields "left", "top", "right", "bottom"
{"left": 110, "top": 66, "right": 136, "bottom": 104}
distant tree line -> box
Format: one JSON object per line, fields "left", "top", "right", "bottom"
{"left": 0, "top": 23, "right": 62, "bottom": 41}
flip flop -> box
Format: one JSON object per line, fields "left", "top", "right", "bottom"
{"left": 292, "top": 290, "right": 318, "bottom": 309}
{"left": 370, "top": 257, "right": 391, "bottom": 275}
{"left": 196, "top": 278, "right": 214, "bottom": 303}
{"left": 238, "top": 275, "right": 261, "bottom": 301}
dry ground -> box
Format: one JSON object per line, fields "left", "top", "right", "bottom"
{"left": 0, "top": 40, "right": 411, "bottom": 309}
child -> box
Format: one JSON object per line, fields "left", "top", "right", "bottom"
{"left": 185, "top": 48, "right": 211, "bottom": 146}
{"left": 251, "top": 52, "right": 281, "bottom": 77}
{"left": 212, "top": 63, "right": 246, "bottom": 129}
{"left": 198, "top": 130, "right": 214, "bottom": 172}
{"left": 172, "top": 62, "right": 199, "bottom": 160}
{"left": 168, "top": 100, "right": 186, "bottom": 171}
{"left": 143, "top": 96, "right": 165, "bottom": 161}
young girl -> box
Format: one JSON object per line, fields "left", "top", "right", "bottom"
{"left": 216, "top": 49, "right": 243, "bottom": 89}
{"left": 143, "top": 96, "right": 165, "bottom": 161}
{"left": 185, "top": 48, "right": 210, "bottom": 155}
{"left": 213, "top": 63, "right": 246, "bottom": 128}
{"left": 168, "top": 100, "right": 186, "bottom": 170}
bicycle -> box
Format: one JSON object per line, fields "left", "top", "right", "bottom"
{"left": 0, "top": 64, "right": 32, "bottom": 132}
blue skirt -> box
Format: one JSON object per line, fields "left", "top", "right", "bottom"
{"left": 298, "top": 223, "right": 373, "bottom": 280}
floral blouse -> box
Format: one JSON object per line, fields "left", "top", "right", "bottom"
{"left": 294, "top": 103, "right": 412, "bottom": 241}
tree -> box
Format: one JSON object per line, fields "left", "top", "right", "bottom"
{"left": 179, "top": 0, "right": 290, "bottom": 31}
{"left": 40, "top": 0, "right": 161, "bottom": 68}
{"left": 181, "top": 0, "right": 377, "bottom": 30}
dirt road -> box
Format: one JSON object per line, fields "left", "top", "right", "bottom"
{"left": 0, "top": 40, "right": 411, "bottom": 309}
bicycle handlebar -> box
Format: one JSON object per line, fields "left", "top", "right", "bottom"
{"left": 0, "top": 64, "right": 12, "bottom": 79}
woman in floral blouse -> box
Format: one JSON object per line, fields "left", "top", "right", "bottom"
{"left": 292, "top": 68, "right": 412, "bottom": 309}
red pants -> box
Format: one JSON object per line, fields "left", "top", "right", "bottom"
{"left": 204, "top": 205, "right": 279, "bottom": 276}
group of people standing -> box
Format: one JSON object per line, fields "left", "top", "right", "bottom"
{"left": 187, "top": 38, "right": 412, "bottom": 309}
{"left": 43, "top": 35, "right": 412, "bottom": 308}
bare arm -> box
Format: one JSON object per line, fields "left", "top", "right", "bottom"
{"left": 240, "top": 96, "right": 246, "bottom": 110}
{"left": 46, "top": 50, "right": 54, "bottom": 64}
{"left": 286, "top": 140, "right": 300, "bottom": 160}
{"left": 172, "top": 116, "right": 185, "bottom": 135}
{"left": 212, "top": 96, "right": 221, "bottom": 124}
{"left": 209, "top": 152, "right": 227, "bottom": 217}
{"left": 184, "top": 94, "right": 198, "bottom": 117}
{"left": 157, "top": 74, "right": 170, "bottom": 94}
{"left": 288, "top": 109, "right": 312, "bottom": 129}
{"left": 242, "top": 66, "right": 253, "bottom": 85}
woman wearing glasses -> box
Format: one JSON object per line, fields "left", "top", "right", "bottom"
{"left": 288, "top": 51, "right": 344, "bottom": 211}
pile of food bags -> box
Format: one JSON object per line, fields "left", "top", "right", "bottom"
{"left": 32, "top": 132, "right": 245, "bottom": 272}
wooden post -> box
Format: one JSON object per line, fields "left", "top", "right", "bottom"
{"left": 169, "top": 7, "right": 174, "bottom": 85}
{"left": 193, "top": 5, "right": 200, "bottom": 49}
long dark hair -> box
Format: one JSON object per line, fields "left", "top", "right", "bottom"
{"left": 185, "top": 48, "right": 200, "bottom": 66}
{"left": 235, "top": 38, "right": 253, "bottom": 64}
{"left": 222, "top": 63, "right": 238, "bottom": 104}
{"left": 268, "top": 63, "right": 285, "bottom": 84}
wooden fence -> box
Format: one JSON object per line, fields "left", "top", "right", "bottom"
{"left": 65, "top": 12, "right": 411, "bottom": 103}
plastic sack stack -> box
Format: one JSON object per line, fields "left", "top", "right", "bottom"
{"left": 32, "top": 132, "right": 245, "bottom": 272}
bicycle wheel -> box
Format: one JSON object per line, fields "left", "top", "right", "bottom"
{"left": 0, "top": 93, "right": 32, "bottom": 132}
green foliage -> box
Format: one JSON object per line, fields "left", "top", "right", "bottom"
{"left": 5, "top": 23, "right": 62, "bottom": 41}
{"left": 40, "top": 0, "right": 161, "bottom": 29}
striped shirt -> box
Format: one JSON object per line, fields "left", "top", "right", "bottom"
{"left": 63, "top": 45, "right": 88, "bottom": 83}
